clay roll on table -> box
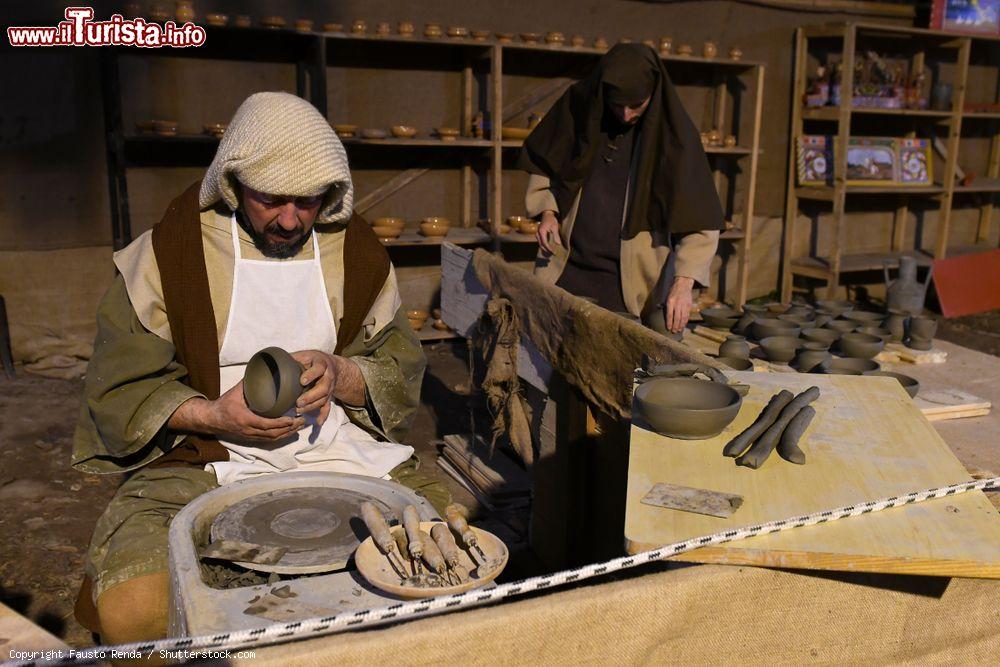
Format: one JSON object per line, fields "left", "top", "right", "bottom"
{"left": 736, "top": 386, "right": 821, "bottom": 469}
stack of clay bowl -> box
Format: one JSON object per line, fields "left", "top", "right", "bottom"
{"left": 371, "top": 217, "right": 405, "bottom": 242}
{"left": 419, "top": 217, "right": 451, "bottom": 238}
{"left": 905, "top": 315, "right": 937, "bottom": 350}
{"left": 406, "top": 309, "right": 429, "bottom": 333}
{"left": 431, "top": 308, "right": 452, "bottom": 332}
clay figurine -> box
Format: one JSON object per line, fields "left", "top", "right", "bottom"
{"left": 883, "top": 256, "right": 932, "bottom": 315}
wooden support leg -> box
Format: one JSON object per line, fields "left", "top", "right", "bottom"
{"left": 0, "top": 295, "right": 16, "bottom": 380}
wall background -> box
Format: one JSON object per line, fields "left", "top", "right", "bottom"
{"left": 1, "top": 1, "right": 997, "bottom": 362}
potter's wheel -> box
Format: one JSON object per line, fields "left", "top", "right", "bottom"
{"left": 210, "top": 487, "right": 394, "bottom": 574}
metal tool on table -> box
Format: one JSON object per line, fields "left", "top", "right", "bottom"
{"left": 640, "top": 482, "right": 744, "bottom": 519}
{"left": 360, "top": 501, "right": 407, "bottom": 580}
{"left": 635, "top": 356, "right": 749, "bottom": 397}
{"left": 445, "top": 503, "right": 488, "bottom": 563}
{"left": 402, "top": 505, "right": 425, "bottom": 574}
{"left": 431, "top": 522, "right": 467, "bottom": 583}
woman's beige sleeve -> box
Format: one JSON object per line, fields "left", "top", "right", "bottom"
{"left": 525, "top": 174, "right": 559, "bottom": 218}
{"left": 673, "top": 230, "right": 720, "bottom": 287}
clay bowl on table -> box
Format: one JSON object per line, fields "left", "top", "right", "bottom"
{"left": 868, "top": 371, "right": 920, "bottom": 398}
{"left": 837, "top": 332, "right": 884, "bottom": 360}
{"left": 752, "top": 318, "right": 800, "bottom": 341}
{"left": 823, "top": 319, "right": 856, "bottom": 335}
{"left": 700, "top": 307, "right": 740, "bottom": 331}
{"left": 855, "top": 326, "right": 891, "bottom": 343}
{"left": 816, "top": 299, "right": 854, "bottom": 315}
{"left": 777, "top": 312, "right": 814, "bottom": 326}
{"left": 716, "top": 356, "right": 753, "bottom": 371}
{"left": 792, "top": 342, "right": 831, "bottom": 373}
{"left": 390, "top": 125, "right": 419, "bottom": 138}
{"left": 333, "top": 124, "right": 359, "bottom": 138}
{"left": 741, "top": 303, "right": 768, "bottom": 316}
{"left": 906, "top": 336, "right": 933, "bottom": 351}
{"left": 764, "top": 302, "right": 791, "bottom": 315}
{"left": 801, "top": 327, "right": 840, "bottom": 347}
{"left": 844, "top": 310, "right": 885, "bottom": 327}
{"left": 434, "top": 127, "right": 460, "bottom": 141}
{"left": 634, "top": 377, "right": 743, "bottom": 440}
{"left": 758, "top": 335, "right": 801, "bottom": 363}
{"left": 243, "top": 347, "right": 304, "bottom": 418}
{"left": 419, "top": 218, "right": 451, "bottom": 237}
{"left": 360, "top": 128, "right": 388, "bottom": 140}
{"left": 821, "top": 357, "right": 880, "bottom": 375}
{"left": 909, "top": 316, "right": 937, "bottom": 339}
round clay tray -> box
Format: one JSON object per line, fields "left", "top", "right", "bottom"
{"left": 355, "top": 521, "right": 508, "bottom": 599}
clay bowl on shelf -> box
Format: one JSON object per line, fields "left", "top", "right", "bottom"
{"left": 203, "top": 123, "right": 227, "bottom": 138}
{"left": 634, "top": 377, "right": 743, "bottom": 440}
{"left": 758, "top": 335, "right": 801, "bottom": 363}
{"left": 243, "top": 347, "right": 304, "bottom": 418}
{"left": 495, "top": 32, "right": 515, "bottom": 42}
{"left": 520, "top": 32, "right": 542, "bottom": 43}
{"left": 821, "top": 357, "right": 880, "bottom": 375}
{"left": 135, "top": 120, "right": 156, "bottom": 133}
{"left": 752, "top": 318, "right": 800, "bottom": 341}
{"left": 506, "top": 215, "right": 531, "bottom": 231}
{"left": 868, "top": 371, "right": 920, "bottom": 398}
{"left": 700, "top": 307, "right": 740, "bottom": 331}
{"left": 333, "top": 124, "right": 359, "bottom": 137}
{"left": 295, "top": 19, "right": 314, "bottom": 32}
{"left": 801, "top": 327, "right": 840, "bottom": 347}
{"left": 323, "top": 22, "right": 344, "bottom": 33}
{"left": 471, "top": 29, "right": 491, "bottom": 41}
{"left": 434, "top": 127, "right": 461, "bottom": 141}
{"left": 823, "top": 319, "right": 857, "bottom": 334}
{"left": 360, "top": 128, "right": 388, "bottom": 139}
{"left": 260, "top": 16, "right": 287, "bottom": 29}
{"left": 373, "top": 216, "right": 405, "bottom": 230}
{"left": 371, "top": 225, "right": 403, "bottom": 241}
{"left": 407, "top": 309, "right": 429, "bottom": 332}
{"left": 432, "top": 319, "right": 452, "bottom": 331}
{"left": 152, "top": 119, "right": 179, "bottom": 136}
{"left": 715, "top": 356, "right": 753, "bottom": 371}
{"left": 447, "top": 26, "right": 469, "bottom": 38}
{"left": 855, "top": 326, "right": 891, "bottom": 343}
{"left": 419, "top": 218, "right": 451, "bottom": 237}
{"left": 545, "top": 31, "right": 566, "bottom": 45}
{"left": 815, "top": 299, "right": 854, "bottom": 315}
{"left": 501, "top": 126, "right": 533, "bottom": 140}
{"left": 389, "top": 125, "right": 419, "bottom": 138}
{"left": 204, "top": 12, "right": 228, "bottom": 26}
{"left": 837, "top": 332, "right": 884, "bottom": 360}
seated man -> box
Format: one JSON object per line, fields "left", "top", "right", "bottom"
{"left": 72, "top": 92, "right": 448, "bottom": 643}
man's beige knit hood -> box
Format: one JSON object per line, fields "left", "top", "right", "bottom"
{"left": 200, "top": 91, "right": 353, "bottom": 226}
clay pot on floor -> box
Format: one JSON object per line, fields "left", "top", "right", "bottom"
{"left": 719, "top": 335, "right": 750, "bottom": 360}
{"left": 758, "top": 335, "right": 801, "bottom": 363}
{"left": 908, "top": 315, "right": 937, "bottom": 340}
{"left": 801, "top": 327, "right": 840, "bottom": 347}
{"left": 793, "top": 342, "right": 831, "bottom": 373}
{"left": 838, "top": 332, "right": 885, "bottom": 360}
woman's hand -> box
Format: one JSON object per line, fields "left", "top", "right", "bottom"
{"left": 537, "top": 210, "right": 563, "bottom": 255}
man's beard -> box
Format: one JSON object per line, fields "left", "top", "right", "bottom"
{"left": 239, "top": 212, "right": 310, "bottom": 258}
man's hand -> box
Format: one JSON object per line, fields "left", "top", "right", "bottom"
{"left": 292, "top": 350, "right": 366, "bottom": 425}
{"left": 536, "top": 210, "right": 563, "bottom": 255}
{"left": 169, "top": 385, "right": 304, "bottom": 445}
{"left": 665, "top": 276, "right": 696, "bottom": 334}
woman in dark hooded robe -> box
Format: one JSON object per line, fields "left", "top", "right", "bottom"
{"left": 519, "top": 43, "right": 725, "bottom": 333}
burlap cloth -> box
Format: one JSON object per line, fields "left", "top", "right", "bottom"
{"left": 247, "top": 562, "right": 999, "bottom": 665}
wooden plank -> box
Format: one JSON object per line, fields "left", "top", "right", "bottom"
{"left": 976, "top": 132, "right": 1000, "bottom": 244}
{"left": 781, "top": 30, "right": 807, "bottom": 303}
{"left": 934, "top": 37, "right": 971, "bottom": 259}
{"left": 0, "top": 602, "right": 68, "bottom": 653}
{"left": 624, "top": 371, "right": 1000, "bottom": 578}
{"left": 736, "top": 64, "right": 765, "bottom": 307}
{"left": 915, "top": 388, "right": 991, "bottom": 421}
{"left": 355, "top": 168, "right": 430, "bottom": 213}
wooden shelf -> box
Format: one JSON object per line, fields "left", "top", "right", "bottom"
{"left": 497, "top": 232, "right": 538, "bottom": 244}
{"left": 802, "top": 106, "right": 953, "bottom": 120}
{"left": 340, "top": 137, "right": 492, "bottom": 148}
{"left": 790, "top": 243, "right": 995, "bottom": 276}
{"left": 795, "top": 184, "right": 946, "bottom": 200}
{"left": 416, "top": 326, "right": 461, "bottom": 342}
{"left": 380, "top": 228, "right": 492, "bottom": 247}
{"left": 963, "top": 111, "right": 1000, "bottom": 120}
{"left": 955, "top": 179, "right": 1000, "bottom": 194}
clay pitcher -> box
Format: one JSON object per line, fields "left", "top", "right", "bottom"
{"left": 884, "top": 257, "right": 932, "bottom": 315}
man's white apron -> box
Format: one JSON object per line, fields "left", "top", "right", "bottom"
{"left": 205, "top": 216, "right": 413, "bottom": 485}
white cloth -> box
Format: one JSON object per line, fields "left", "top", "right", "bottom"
{"left": 206, "top": 216, "right": 413, "bottom": 485}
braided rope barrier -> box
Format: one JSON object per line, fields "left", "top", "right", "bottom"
{"left": 7, "top": 476, "right": 997, "bottom": 666}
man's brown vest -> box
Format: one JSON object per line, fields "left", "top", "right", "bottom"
{"left": 148, "top": 180, "right": 390, "bottom": 467}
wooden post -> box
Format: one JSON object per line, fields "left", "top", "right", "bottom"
{"left": 976, "top": 128, "right": 1000, "bottom": 245}
{"left": 934, "top": 37, "right": 971, "bottom": 259}
{"left": 491, "top": 45, "right": 504, "bottom": 229}
{"left": 737, "top": 63, "right": 765, "bottom": 307}
{"left": 781, "top": 29, "right": 808, "bottom": 303}
{"left": 828, "top": 25, "right": 857, "bottom": 298}
{"left": 99, "top": 48, "right": 131, "bottom": 250}
{"left": 461, "top": 57, "right": 474, "bottom": 228}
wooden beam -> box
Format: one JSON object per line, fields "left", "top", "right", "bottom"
{"left": 749, "top": 0, "right": 915, "bottom": 18}
{"left": 355, "top": 168, "right": 430, "bottom": 213}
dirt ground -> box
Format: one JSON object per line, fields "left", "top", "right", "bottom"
{"left": 937, "top": 310, "right": 1000, "bottom": 358}
{"left": 0, "top": 341, "right": 503, "bottom": 648}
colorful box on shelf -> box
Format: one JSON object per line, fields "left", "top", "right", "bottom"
{"left": 797, "top": 135, "right": 933, "bottom": 187}
{"left": 930, "top": 0, "right": 1000, "bottom": 35}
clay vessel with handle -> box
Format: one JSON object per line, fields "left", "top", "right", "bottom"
{"left": 884, "top": 256, "right": 932, "bottom": 315}
{"left": 244, "top": 347, "right": 304, "bottom": 418}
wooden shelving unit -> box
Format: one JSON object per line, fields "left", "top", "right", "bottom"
{"left": 782, "top": 22, "right": 1000, "bottom": 302}
{"left": 101, "top": 23, "right": 765, "bottom": 306}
